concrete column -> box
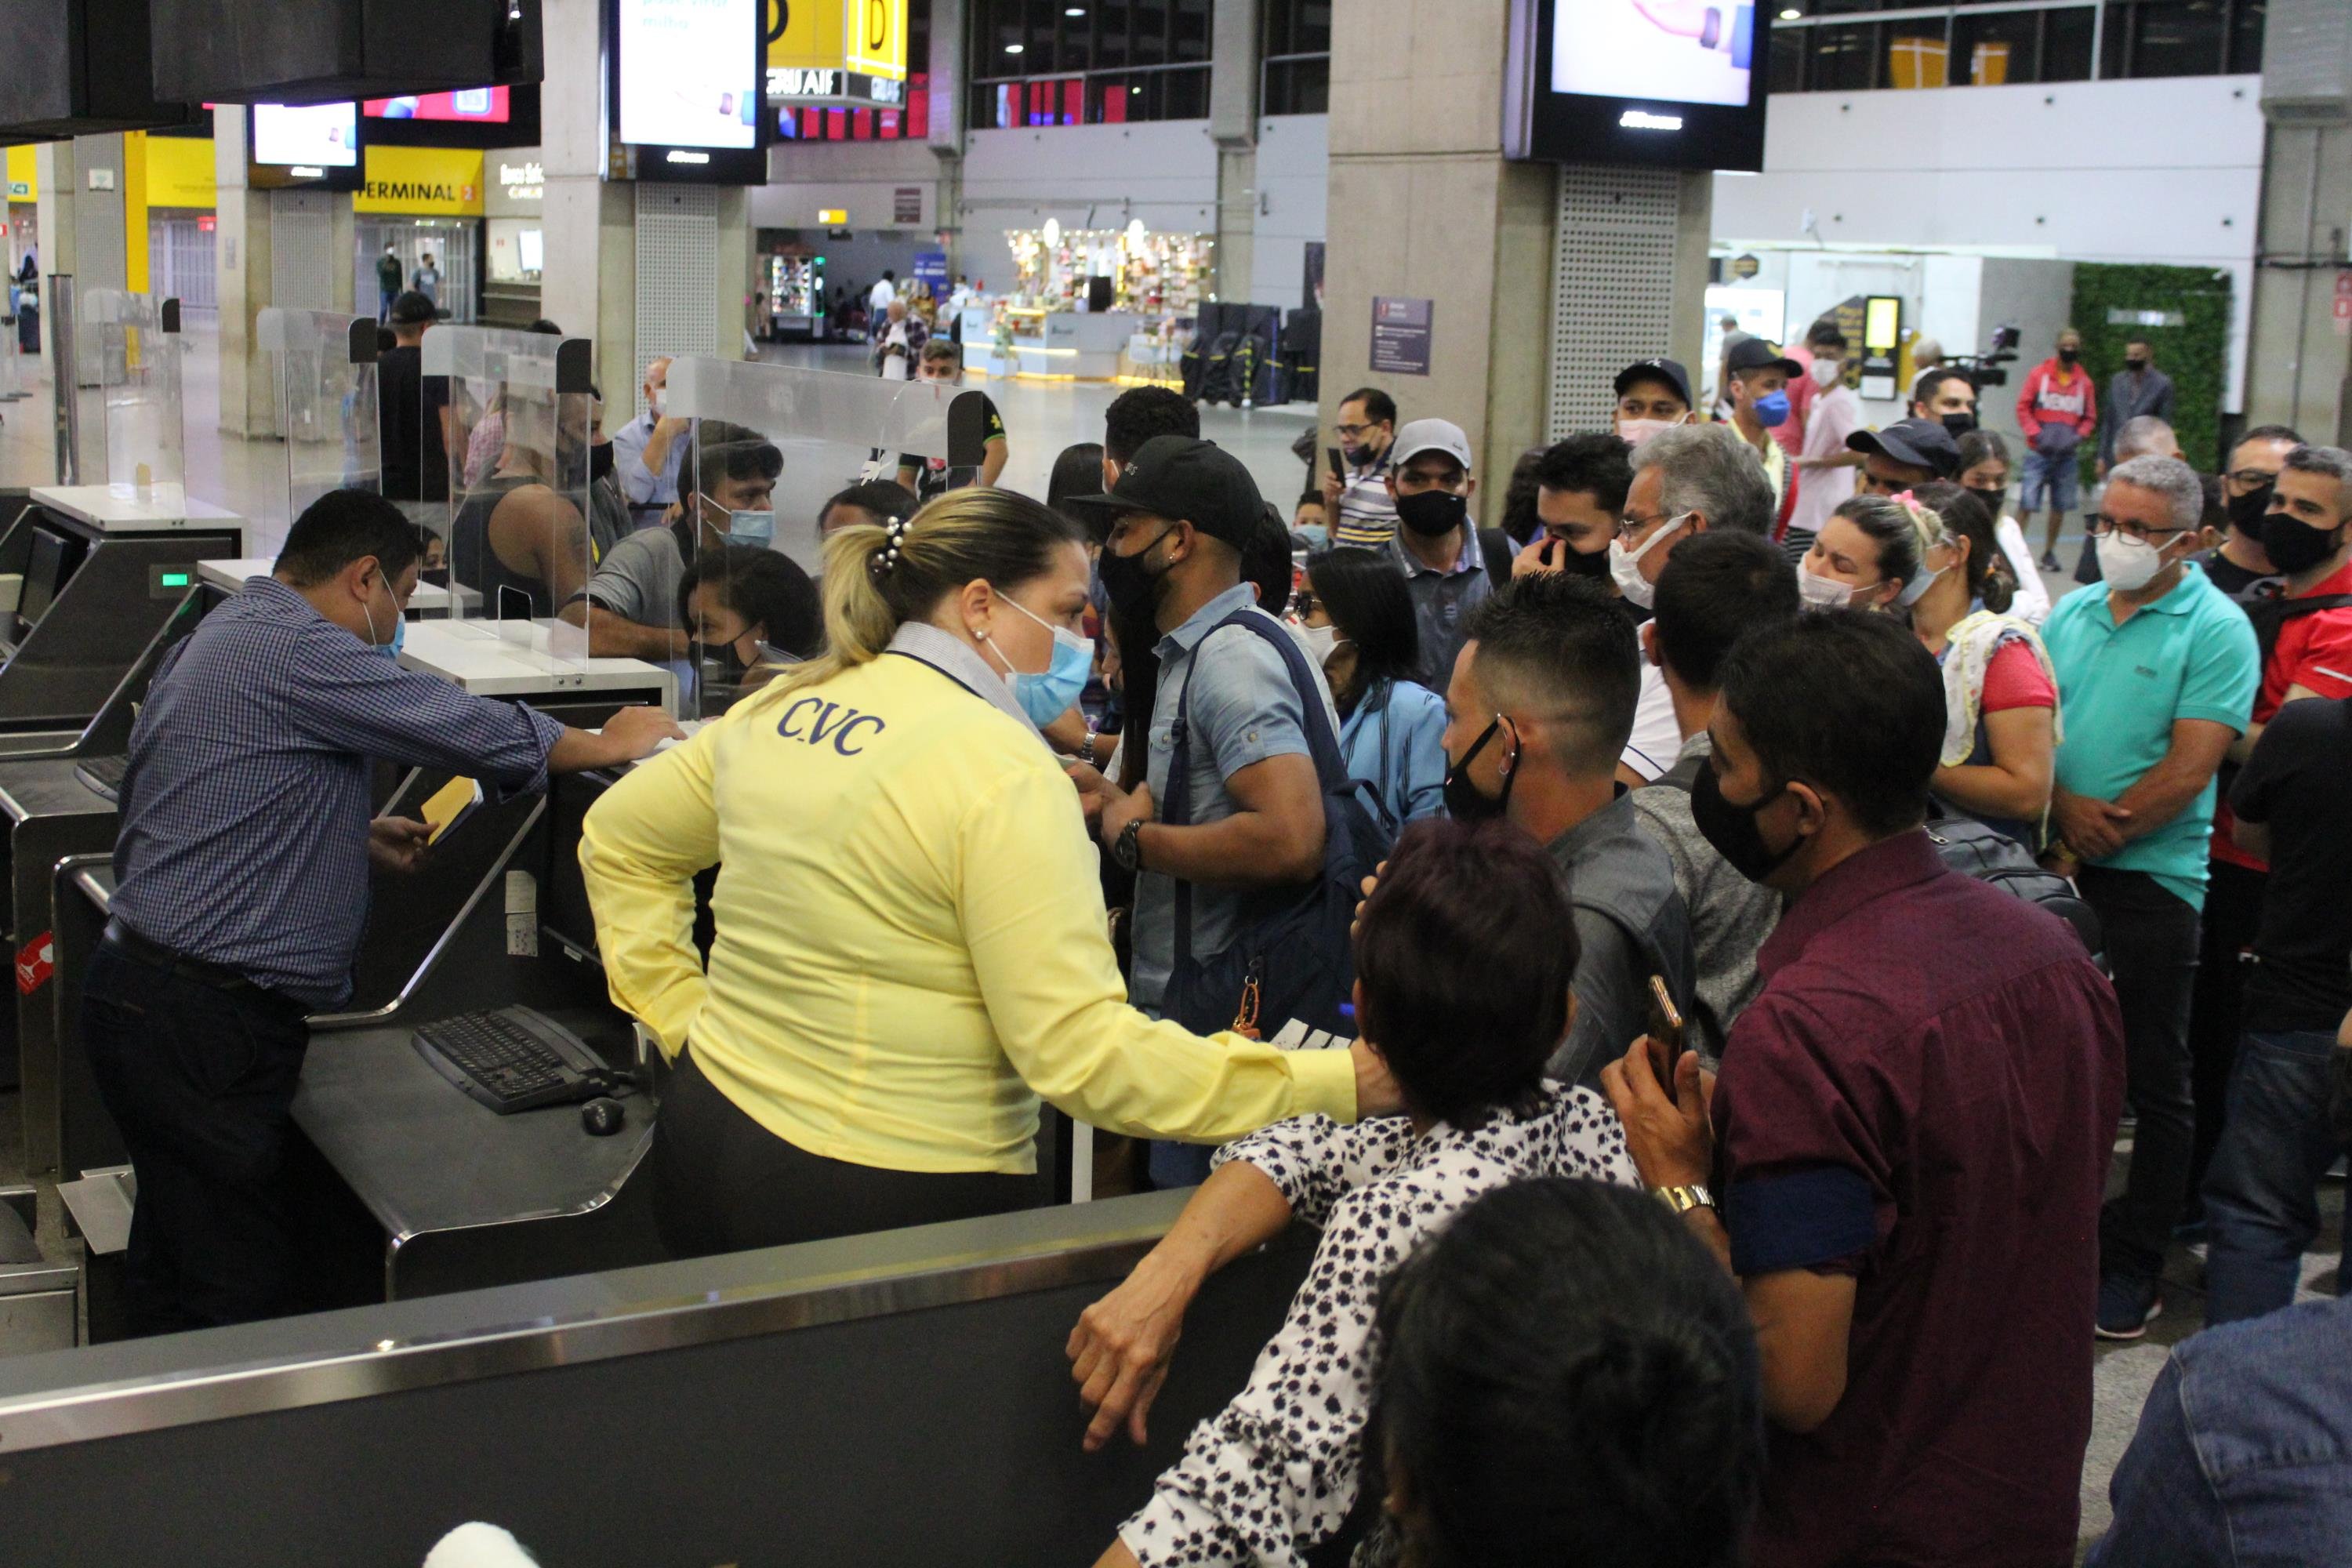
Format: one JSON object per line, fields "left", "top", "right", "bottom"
{"left": 212, "top": 108, "right": 275, "bottom": 438}
{"left": 1209, "top": 0, "right": 1259, "bottom": 303}
{"left": 2241, "top": 119, "right": 2352, "bottom": 445}
{"left": 34, "top": 136, "right": 136, "bottom": 390}
{"left": 1320, "top": 0, "right": 1555, "bottom": 491}
{"left": 930, "top": 0, "right": 968, "bottom": 273}
{"left": 541, "top": 0, "right": 637, "bottom": 409}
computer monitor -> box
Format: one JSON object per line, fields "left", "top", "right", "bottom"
{"left": 17, "top": 527, "right": 82, "bottom": 637}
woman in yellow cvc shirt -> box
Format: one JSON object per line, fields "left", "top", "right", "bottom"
{"left": 581, "top": 487, "right": 1388, "bottom": 1256}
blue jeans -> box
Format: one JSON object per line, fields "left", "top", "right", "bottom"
{"left": 2201, "top": 1028, "right": 2352, "bottom": 1325}
{"left": 2021, "top": 445, "right": 2079, "bottom": 514}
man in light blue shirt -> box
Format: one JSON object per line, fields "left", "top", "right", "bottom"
{"left": 2042, "top": 455, "right": 2259, "bottom": 1339}
{"left": 610, "top": 356, "right": 690, "bottom": 528}
{"left": 1071, "top": 435, "right": 1338, "bottom": 1187}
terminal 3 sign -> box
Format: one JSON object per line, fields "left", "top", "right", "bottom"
{"left": 766, "top": 0, "right": 908, "bottom": 106}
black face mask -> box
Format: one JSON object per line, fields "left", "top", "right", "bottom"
{"left": 1442, "top": 719, "right": 1517, "bottom": 824}
{"left": 2259, "top": 510, "right": 2347, "bottom": 578}
{"left": 1965, "top": 485, "right": 2007, "bottom": 520}
{"left": 1689, "top": 760, "right": 1801, "bottom": 885}
{"left": 2227, "top": 485, "right": 2275, "bottom": 539}
{"left": 1396, "top": 489, "right": 1468, "bottom": 539}
{"left": 2125, "top": 357, "right": 2149, "bottom": 372}
{"left": 1098, "top": 525, "right": 1175, "bottom": 624}
{"left": 1555, "top": 539, "right": 1615, "bottom": 581}
{"left": 2057, "top": 347, "right": 2080, "bottom": 365}
{"left": 1941, "top": 412, "right": 1978, "bottom": 438}
{"left": 590, "top": 441, "right": 616, "bottom": 485}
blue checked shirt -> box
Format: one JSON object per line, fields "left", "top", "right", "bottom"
{"left": 111, "top": 577, "right": 566, "bottom": 1007}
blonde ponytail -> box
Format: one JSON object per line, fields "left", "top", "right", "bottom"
{"left": 753, "top": 486, "right": 1089, "bottom": 706}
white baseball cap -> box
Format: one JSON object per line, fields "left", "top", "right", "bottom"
{"left": 1391, "top": 418, "right": 1473, "bottom": 474}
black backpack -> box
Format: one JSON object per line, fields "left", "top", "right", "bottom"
{"left": 1922, "top": 808, "right": 2106, "bottom": 972}
{"left": 1161, "top": 612, "right": 1394, "bottom": 1041}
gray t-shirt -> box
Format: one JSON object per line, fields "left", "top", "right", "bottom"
{"left": 1628, "top": 732, "right": 1783, "bottom": 1063}
{"left": 583, "top": 524, "right": 686, "bottom": 626}
{"left": 1131, "top": 585, "right": 1338, "bottom": 1014}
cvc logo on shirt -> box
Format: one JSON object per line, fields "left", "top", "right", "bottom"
{"left": 778, "top": 696, "right": 887, "bottom": 757}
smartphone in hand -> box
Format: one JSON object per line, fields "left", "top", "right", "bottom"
{"left": 1327, "top": 445, "right": 1345, "bottom": 481}
{"left": 1646, "top": 975, "right": 1686, "bottom": 1106}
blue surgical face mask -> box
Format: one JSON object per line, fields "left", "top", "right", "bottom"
{"left": 989, "top": 593, "right": 1093, "bottom": 728}
{"left": 363, "top": 576, "right": 406, "bottom": 661}
{"left": 729, "top": 510, "right": 775, "bottom": 550}
{"left": 1753, "top": 390, "right": 1791, "bottom": 428}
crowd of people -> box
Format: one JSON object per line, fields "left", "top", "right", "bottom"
{"left": 101, "top": 307, "right": 2350, "bottom": 1566}
{"left": 561, "top": 323, "right": 2350, "bottom": 1559}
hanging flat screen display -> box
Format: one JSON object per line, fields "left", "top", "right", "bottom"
{"left": 1504, "top": 0, "right": 1772, "bottom": 172}
{"left": 249, "top": 100, "right": 363, "bottom": 190}
{"left": 612, "top": 0, "right": 767, "bottom": 183}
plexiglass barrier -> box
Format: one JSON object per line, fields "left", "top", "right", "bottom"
{"left": 665, "top": 356, "right": 989, "bottom": 719}
{"left": 419, "top": 325, "right": 594, "bottom": 677}
{"left": 255, "top": 310, "right": 380, "bottom": 561}
{"left": 80, "top": 291, "right": 186, "bottom": 509}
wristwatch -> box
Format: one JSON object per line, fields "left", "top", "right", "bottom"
{"left": 1078, "top": 726, "right": 1102, "bottom": 768}
{"left": 1112, "top": 817, "right": 1146, "bottom": 873}
{"left": 1653, "top": 1184, "right": 1716, "bottom": 1218}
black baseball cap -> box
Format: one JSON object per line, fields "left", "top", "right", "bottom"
{"left": 388, "top": 290, "right": 442, "bottom": 326}
{"left": 1063, "top": 434, "right": 1265, "bottom": 548}
{"left": 1847, "top": 418, "right": 1962, "bottom": 478}
{"left": 1613, "top": 357, "right": 1693, "bottom": 408}
{"left": 1724, "top": 337, "right": 1803, "bottom": 380}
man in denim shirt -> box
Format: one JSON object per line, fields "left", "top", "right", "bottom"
{"left": 1072, "top": 437, "right": 1338, "bottom": 1186}
{"left": 2089, "top": 1293, "right": 2352, "bottom": 1565}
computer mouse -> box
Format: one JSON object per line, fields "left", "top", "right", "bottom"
{"left": 581, "top": 1097, "right": 626, "bottom": 1137}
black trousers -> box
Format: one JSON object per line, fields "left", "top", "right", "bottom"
{"left": 2078, "top": 866, "right": 2203, "bottom": 1283}
{"left": 80, "top": 942, "right": 314, "bottom": 1336}
{"left": 2185, "top": 859, "right": 2267, "bottom": 1208}
{"left": 652, "top": 1047, "right": 1036, "bottom": 1260}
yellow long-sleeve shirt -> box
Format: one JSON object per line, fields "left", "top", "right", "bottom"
{"left": 579, "top": 640, "right": 1358, "bottom": 1174}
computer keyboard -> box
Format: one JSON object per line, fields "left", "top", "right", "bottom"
{"left": 75, "top": 754, "right": 129, "bottom": 802}
{"left": 412, "top": 1005, "right": 613, "bottom": 1115}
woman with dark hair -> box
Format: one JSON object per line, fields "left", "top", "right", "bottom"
{"left": 1291, "top": 547, "right": 1447, "bottom": 829}
{"left": 1368, "top": 1178, "right": 1764, "bottom": 1568}
{"left": 1804, "top": 492, "right": 2059, "bottom": 842}
{"left": 676, "top": 544, "right": 822, "bottom": 704}
{"left": 1069, "top": 818, "right": 1636, "bottom": 1568}
{"left": 582, "top": 488, "right": 1393, "bottom": 1256}
{"left": 1955, "top": 428, "right": 2051, "bottom": 623}
{"left": 1048, "top": 441, "right": 1108, "bottom": 531}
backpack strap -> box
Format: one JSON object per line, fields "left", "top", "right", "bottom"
{"left": 1165, "top": 608, "right": 1348, "bottom": 972}
{"left": 1479, "top": 528, "right": 1515, "bottom": 591}
{"left": 2248, "top": 593, "right": 2352, "bottom": 671}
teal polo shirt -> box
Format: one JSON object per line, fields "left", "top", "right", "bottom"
{"left": 2044, "top": 561, "right": 2259, "bottom": 910}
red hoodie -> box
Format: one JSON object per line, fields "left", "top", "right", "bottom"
{"left": 2016, "top": 358, "right": 2098, "bottom": 442}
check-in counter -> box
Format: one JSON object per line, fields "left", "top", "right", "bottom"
{"left": 0, "top": 485, "right": 241, "bottom": 743}
{"left": 0, "top": 1191, "right": 1315, "bottom": 1568}
{"left": 198, "top": 557, "right": 481, "bottom": 620}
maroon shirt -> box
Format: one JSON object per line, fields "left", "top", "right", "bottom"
{"left": 1713, "top": 832, "right": 2124, "bottom": 1568}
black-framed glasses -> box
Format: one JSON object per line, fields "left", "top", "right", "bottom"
{"left": 2087, "top": 514, "right": 2193, "bottom": 545}
{"left": 1288, "top": 590, "right": 1322, "bottom": 619}
{"left": 2227, "top": 468, "right": 2278, "bottom": 491}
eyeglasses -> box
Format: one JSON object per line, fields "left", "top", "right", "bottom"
{"left": 1334, "top": 423, "right": 1381, "bottom": 441}
{"left": 2087, "top": 514, "right": 2193, "bottom": 545}
{"left": 1288, "top": 590, "right": 1321, "bottom": 619}
{"left": 1616, "top": 510, "right": 1687, "bottom": 540}
{"left": 2227, "top": 468, "right": 2279, "bottom": 491}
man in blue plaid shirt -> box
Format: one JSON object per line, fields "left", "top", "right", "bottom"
{"left": 85, "top": 490, "right": 680, "bottom": 1334}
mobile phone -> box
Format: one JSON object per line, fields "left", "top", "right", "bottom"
{"left": 1646, "top": 975, "right": 1686, "bottom": 1105}
{"left": 1327, "top": 445, "right": 1344, "bottom": 480}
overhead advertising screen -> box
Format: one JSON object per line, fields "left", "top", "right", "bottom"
{"left": 252, "top": 101, "right": 359, "bottom": 168}
{"left": 767, "top": 0, "right": 909, "bottom": 105}
{"left": 365, "top": 88, "right": 514, "bottom": 123}
{"left": 618, "top": 0, "right": 762, "bottom": 150}
{"left": 1505, "top": 0, "right": 1771, "bottom": 172}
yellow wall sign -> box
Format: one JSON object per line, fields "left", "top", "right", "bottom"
{"left": 5, "top": 144, "right": 34, "bottom": 201}
{"left": 354, "top": 146, "right": 485, "bottom": 216}
{"left": 768, "top": 0, "right": 908, "bottom": 83}
{"left": 818, "top": 207, "right": 847, "bottom": 224}
{"left": 143, "top": 136, "right": 217, "bottom": 209}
